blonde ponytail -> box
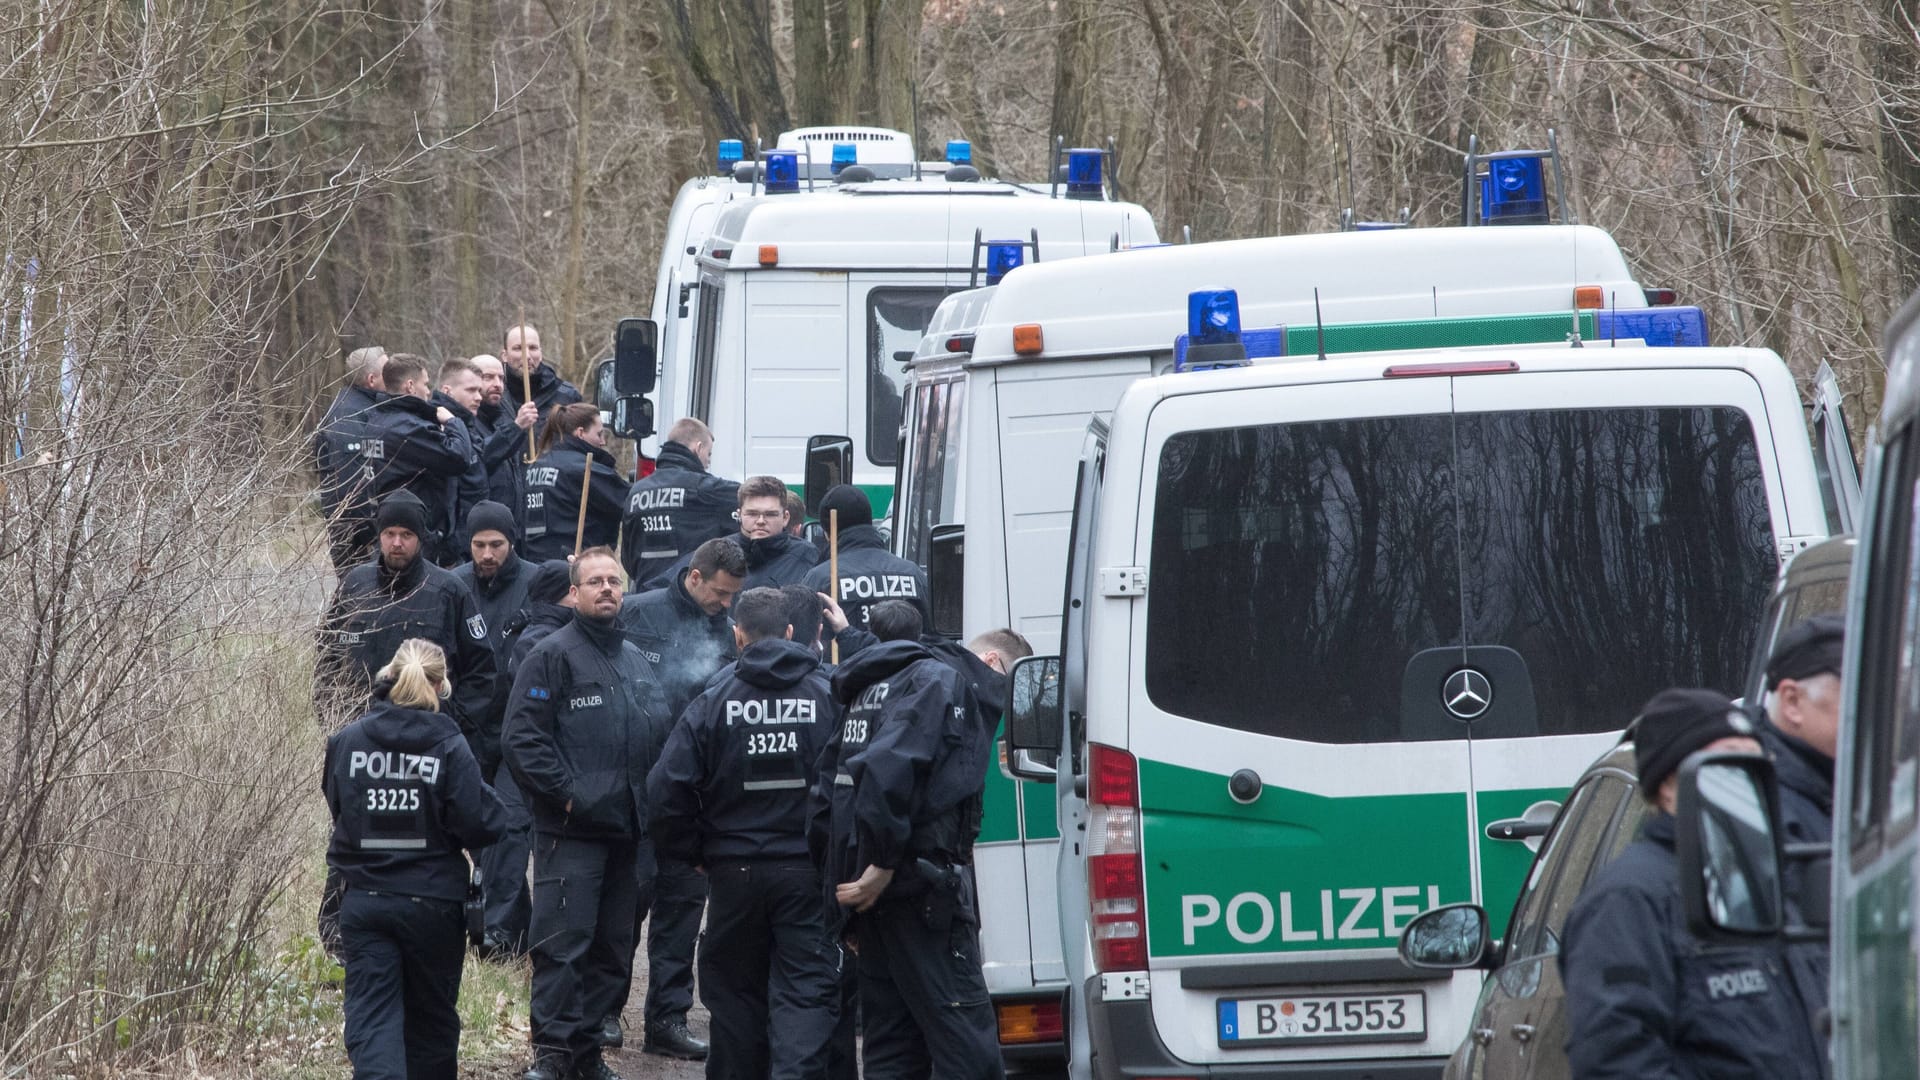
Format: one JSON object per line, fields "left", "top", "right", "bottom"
{"left": 376, "top": 638, "right": 449, "bottom": 710}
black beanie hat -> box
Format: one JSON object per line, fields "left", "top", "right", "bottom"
{"left": 820, "top": 484, "right": 873, "bottom": 529}
{"left": 467, "top": 500, "right": 517, "bottom": 543}
{"left": 1631, "top": 688, "right": 1758, "bottom": 796}
{"left": 1766, "top": 613, "right": 1845, "bottom": 690}
{"left": 374, "top": 490, "right": 429, "bottom": 538}
{"left": 526, "top": 559, "right": 574, "bottom": 605}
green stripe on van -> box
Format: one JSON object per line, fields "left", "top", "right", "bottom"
{"left": 1283, "top": 310, "right": 1598, "bottom": 357}
{"left": 1138, "top": 759, "right": 1472, "bottom": 957}
{"left": 784, "top": 483, "right": 894, "bottom": 520}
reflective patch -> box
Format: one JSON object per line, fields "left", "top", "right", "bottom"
{"left": 527, "top": 686, "right": 552, "bottom": 701}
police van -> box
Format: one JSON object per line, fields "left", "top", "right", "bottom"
{"left": 883, "top": 222, "right": 1717, "bottom": 1063}
{"left": 663, "top": 142, "right": 1156, "bottom": 513}
{"left": 997, "top": 322, "right": 1855, "bottom": 1077}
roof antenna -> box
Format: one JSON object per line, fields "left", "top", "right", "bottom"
{"left": 1314, "top": 288, "right": 1328, "bottom": 361}
{"left": 910, "top": 80, "right": 922, "bottom": 181}
{"left": 1342, "top": 140, "right": 1358, "bottom": 229}
{"left": 1567, "top": 236, "right": 1584, "bottom": 348}
{"left": 1431, "top": 285, "right": 1438, "bottom": 319}
{"left": 1609, "top": 290, "right": 1618, "bottom": 347}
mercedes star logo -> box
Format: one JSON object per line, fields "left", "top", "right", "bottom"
{"left": 1443, "top": 668, "right": 1493, "bottom": 720}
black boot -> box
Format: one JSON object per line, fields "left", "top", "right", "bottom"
{"left": 572, "top": 1052, "right": 626, "bottom": 1080}
{"left": 643, "top": 1020, "right": 710, "bottom": 1060}
{"left": 596, "top": 1015, "right": 624, "bottom": 1049}
{"left": 521, "top": 1050, "right": 569, "bottom": 1080}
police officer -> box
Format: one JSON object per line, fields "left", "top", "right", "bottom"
{"left": 803, "top": 486, "right": 927, "bottom": 634}
{"left": 500, "top": 323, "right": 584, "bottom": 441}
{"left": 522, "top": 403, "right": 626, "bottom": 561}
{"left": 648, "top": 588, "right": 841, "bottom": 1080}
{"left": 365, "top": 354, "right": 473, "bottom": 564}
{"left": 470, "top": 354, "right": 540, "bottom": 520}
{"left": 505, "top": 560, "right": 577, "bottom": 674}
{"left": 431, "top": 357, "right": 494, "bottom": 560}
{"left": 1560, "top": 688, "right": 1823, "bottom": 1079}
{"left": 316, "top": 491, "right": 503, "bottom": 956}
{"left": 504, "top": 548, "right": 668, "bottom": 1080}
{"left": 452, "top": 500, "right": 538, "bottom": 958}
{"left": 816, "top": 600, "right": 1002, "bottom": 1080}
{"left": 730, "top": 475, "right": 822, "bottom": 590}
{"left": 618, "top": 535, "right": 746, "bottom": 1061}
{"left": 621, "top": 418, "right": 741, "bottom": 589}
{"left": 1759, "top": 613, "right": 1843, "bottom": 1035}
{"left": 326, "top": 638, "right": 509, "bottom": 1080}
{"left": 314, "top": 345, "right": 387, "bottom": 574}
{"left": 779, "top": 584, "right": 827, "bottom": 659}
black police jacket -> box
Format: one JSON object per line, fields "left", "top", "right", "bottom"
{"left": 620, "top": 441, "right": 742, "bottom": 588}
{"left": 1760, "top": 722, "right": 1835, "bottom": 1028}
{"left": 648, "top": 638, "right": 838, "bottom": 865}
{"left": 500, "top": 361, "right": 583, "bottom": 437}
{"left": 503, "top": 612, "right": 669, "bottom": 839}
{"left": 833, "top": 631, "right": 1009, "bottom": 740}
{"left": 453, "top": 553, "right": 533, "bottom": 658}
{"left": 813, "top": 640, "right": 989, "bottom": 904}
{"left": 621, "top": 570, "right": 738, "bottom": 721}
{"left": 364, "top": 392, "right": 472, "bottom": 562}
{"left": 803, "top": 525, "right": 929, "bottom": 632}
{"left": 505, "top": 601, "right": 571, "bottom": 677}
{"left": 324, "top": 699, "right": 510, "bottom": 901}
{"left": 742, "top": 532, "right": 822, "bottom": 591}
{"left": 431, "top": 392, "right": 491, "bottom": 558}
{"left": 1558, "top": 813, "right": 1823, "bottom": 1080}
{"left": 521, "top": 435, "right": 626, "bottom": 562}
{"left": 313, "top": 384, "right": 382, "bottom": 539}
{"left": 472, "top": 400, "right": 528, "bottom": 524}
{"left": 317, "top": 554, "right": 502, "bottom": 764}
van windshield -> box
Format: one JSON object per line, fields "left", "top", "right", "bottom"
{"left": 900, "top": 376, "right": 964, "bottom": 567}
{"left": 1145, "top": 406, "right": 1776, "bottom": 742}
{"left": 868, "top": 288, "right": 955, "bottom": 466}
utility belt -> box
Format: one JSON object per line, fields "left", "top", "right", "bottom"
{"left": 886, "top": 854, "right": 975, "bottom": 935}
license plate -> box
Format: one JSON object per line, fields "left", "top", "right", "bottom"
{"left": 1217, "top": 991, "right": 1426, "bottom": 1047}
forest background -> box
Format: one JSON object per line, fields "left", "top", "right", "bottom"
{"left": 0, "top": 0, "right": 1913, "bottom": 1073}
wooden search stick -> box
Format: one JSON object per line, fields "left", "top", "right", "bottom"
{"left": 518, "top": 315, "right": 536, "bottom": 462}
{"left": 573, "top": 452, "right": 593, "bottom": 558}
{"left": 829, "top": 508, "right": 840, "bottom": 664}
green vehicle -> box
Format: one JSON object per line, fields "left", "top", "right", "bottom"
{"left": 1006, "top": 316, "right": 1855, "bottom": 1076}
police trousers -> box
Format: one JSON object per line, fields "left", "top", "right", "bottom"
{"left": 340, "top": 888, "right": 466, "bottom": 1080}
{"left": 854, "top": 895, "right": 1004, "bottom": 1080}
{"left": 528, "top": 832, "right": 651, "bottom": 1061}
{"left": 639, "top": 856, "right": 706, "bottom": 1028}
{"left": 478, "top": 761, "right": 532, "bottom": 951}
{"left": 700, "top": 859, "right": 841, "bottom": 1080}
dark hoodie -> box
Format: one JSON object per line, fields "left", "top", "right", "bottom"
{"left": 364, "top": 391, "right": 472, "bottom": 563}
{"left": 802, "top": 524, "right": 927, "bottom": 634}
{"left": 452, "top": 551, "right": 530, "bottom": 656}
{"left": 500, "top": 360, "right": 583, "bottom": 434}
{"left": 471, "top": 398, "right": 529, "bottom": 514}
{"left": 430, "top": 391, "right": 490, "bottom": 557}
{"left": 620, "top": 440, "right": 742, "bottom": 588}
{"left": 521, "top": 434, "right": 626, "bottom": 561}
{"left": 648, "top": 638, "right": 837, "bottom": 864}
{"left": 1760, "top": 721, "right": 1835, "bottom": 1031}
{"left": 738, "top": 532, "right": 823, "bottom": 591}
{"left": 324, "top": 699, "right": 509, "bottom": 901}
{"left": 502, "top": 559, "right": 575, "bottom": 676}
{"left": 313, "top": 383, "right": 384, "bottom": 562}
{"left": 831, "top": 631, "right": 1008, "bottom": 738}
{"left": 812, "top": 640, "right": 988, "bottom": 911}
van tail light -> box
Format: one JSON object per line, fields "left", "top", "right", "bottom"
{"left": 996, "top": 998, "right": 1066, "bottom": 1044}
{"left": 1088, "top": 743, "right": 1145, "bottom": 971}
{"left": 1645, "top": 287, "right": 1678, "bottom": 305}
{"left": 635, "top": 455, "right": 657, "bottom": 480}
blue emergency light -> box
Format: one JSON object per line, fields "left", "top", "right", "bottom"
{"left": 717, "top": 139, "right": 744, "bottom": 172}
{"left": 1181, "top": 289, "right": 1248, "bottom": 369}
{"left": 1066, "top": 148, "right": 1104, "bottom": 197}
{"left": 946, "top": 140, "right": 973, "bottom": 165}
{"left": 764, "top": 150, "right": 800, "bottom": 193}
{"left": 985, "top": 242, "right": 1025, "bottom": 285}
{"left": 831, "top": 142, "right": 858, "bottom": 174}
{"left": 1595, "top": 306, "right": 1709, "bottom": 347}
{"left": 1481, "top": 156, "right": 1548, "bottom": 224}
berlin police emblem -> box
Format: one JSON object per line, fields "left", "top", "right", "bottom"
{"left": 467, "top": 614, "right": 487, "bottom": 640}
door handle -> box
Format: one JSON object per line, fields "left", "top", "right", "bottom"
{"left": 1472, "top": 1027, "right": 1495, "bottom": 1046}
{"left": 1511, "top": 1023, "right": 1536, "bottom": 1042}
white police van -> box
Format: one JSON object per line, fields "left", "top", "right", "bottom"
{"left": 886, "top": 216, "right": 1748, "bottom": 1065}
{"left": 997, "top": 308, "right": 1854, "bottom": 1077}
{"left": 664, "top": 142, "right": 1156, "bottom": 513}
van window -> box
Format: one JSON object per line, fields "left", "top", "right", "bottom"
{"left": 867, "top": 289, "right": 954, "bottom": 466}
{"left": 901, "top": 377, "right": 964, "bottom": 567}
{"left": 1146, "top": 406, "right": 1775, "bottom": 742}
{"left": 691, "top": 274, "right": 725, "bottom": 423}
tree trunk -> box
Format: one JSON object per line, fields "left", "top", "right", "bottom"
{"left": 1881, "top": 0, "right": 1920, "bottom": 298}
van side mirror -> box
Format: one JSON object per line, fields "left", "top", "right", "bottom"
{"left": 1676, "top": 752, "right": 1785, "bottom": 939}
{"left": 1007, "top": 655, "right": 1062, "bottom": 756}
{"left": 613, "top": 318, "right": 658, "bottom": 396}
{"left": 1399, "top": 904, "right": 1494, "bottom": 970}
{"left": 803, "top": 434, "right": 854, "bottom": 519}
{"left": 611, "top": 396, "right": 655, "bottom": 440}
{"left": 927, "top": 524, "right": 965, "bottom": 639}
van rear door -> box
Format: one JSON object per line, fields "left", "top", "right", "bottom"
{"left": 1449, "top": 369, "right": 1786, "bottom": 929}
{"left": 1812, "top": 361, "right": 1862, "bottom": 533}
{"left": 1128, "top": 377, "right": 1478, "bottom": 1067}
